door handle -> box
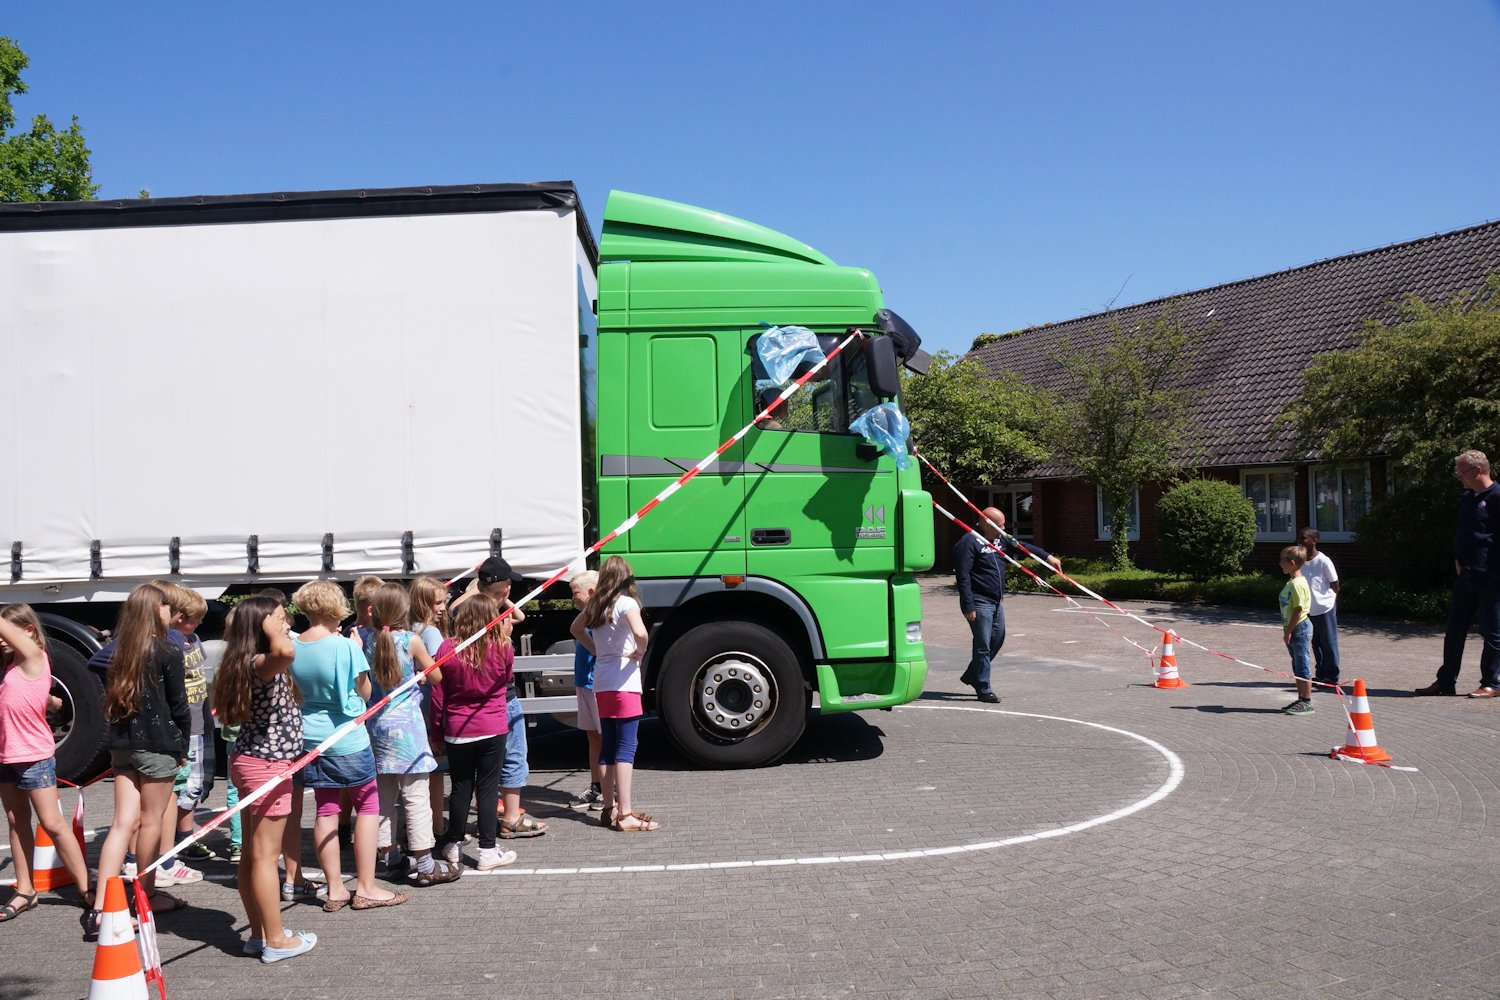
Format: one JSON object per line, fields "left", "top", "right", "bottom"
{"left": 751, "top": 528, "right": 791, "bottom": 546}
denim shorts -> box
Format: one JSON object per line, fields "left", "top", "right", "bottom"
{"left": 0, "top": 757, "right": 57, "bottom": 790}
{"left": 1287, "top": 618, "right": 1314, "bottom": 680}
{"left": 298, "top": 746, "right": 377, "bottom": 789}
{"left": 501, "top": 694, "right": 528, "bottom": 788}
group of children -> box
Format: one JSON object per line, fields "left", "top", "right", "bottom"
{"left": 1278, "top": 527, "right": 1342, "bottom": 715}
{"left": 0, "top": 553, "right": 658, "bottom": 965}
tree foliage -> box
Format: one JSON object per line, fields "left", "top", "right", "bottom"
{"left": 1281, "top": 285, "right": 1500, "bottom": 581}
{"left": 0, "top": 37, "right": 97, "bottom": 202}
{"left": 901, "top": 350, "right": 1048, "bottom": 486}
{"left": 1043, "top": 302, "right": 1203, "bottom": 568}
{"left": 1156, "top": 479, "right": 1256, "bottom": 582}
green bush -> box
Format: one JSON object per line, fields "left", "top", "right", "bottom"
{"left": 1155, "top": 479, "right": 1257, "bottom": 582}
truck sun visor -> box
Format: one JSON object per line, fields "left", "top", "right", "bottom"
{"left": 850, "top": 401, "right": 912, "bottom": 470}
{"left": 874, "top": 308, "right": 931, "bottom": 375}
{"left": 756, "top": 324, "right": 827, "bottom": 386}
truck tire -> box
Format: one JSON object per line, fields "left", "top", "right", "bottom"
{"left": 656, "top": 621, "right": 808, "bottom": 768}
{"left": 49, "top": 644, "right": 110, "bottom": 784}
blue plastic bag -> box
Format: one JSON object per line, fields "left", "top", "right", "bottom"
{"left": 756, "top": 325, "right": 825, "bottom": 386}
{"left": 850, "top": 402, "right": 912, "bottom": 470}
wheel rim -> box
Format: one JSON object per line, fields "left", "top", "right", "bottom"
{"left": 692, "top": 651, "right": 776, "bottom": 741}
{"left": 49, "top": 674, "right": 77, "bottom": 746}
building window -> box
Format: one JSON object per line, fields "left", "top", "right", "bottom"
{"left": 977, "top": 486, "right": 1034, "bottom": 540}
{"left": 1241, "top": 468, "right": 1296, "bottom": 541}
{"left": 1311, "top": 463, "right": 1370, "bottom": 540}
{"left": 1096, "top": 488, "right": 1140, "bottom": 541}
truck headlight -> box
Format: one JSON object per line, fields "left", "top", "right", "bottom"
{"left": 906, "top": 622, "right": 922, "bottom": 643}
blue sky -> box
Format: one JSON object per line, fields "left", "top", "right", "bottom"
{"left": 6, "top": 2, "right": 1499, "bottom": 357}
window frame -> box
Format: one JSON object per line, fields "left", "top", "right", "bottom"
{"left": 1309, "top": 462, "right": 1371, "bottom": 542}
{"left": 1240, "top": 466, "right": 1298, "bottom": 542}
{"left": 1095, "top": 487, "right": 1140, "bottom": 542}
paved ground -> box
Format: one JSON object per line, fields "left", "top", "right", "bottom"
{"left": 4, "top": 576, "right": 1499, "bottom": 999}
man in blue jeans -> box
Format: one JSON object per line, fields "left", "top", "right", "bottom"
{"left": 1418, "top": 450, "right": 1500, "bottom": 698}
{"left": 953, "top": 507, "right": 1062, "bottom": 703}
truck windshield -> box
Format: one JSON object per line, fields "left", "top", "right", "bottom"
{"left": 752, "top": 333, "right": 887, "bottom": 435}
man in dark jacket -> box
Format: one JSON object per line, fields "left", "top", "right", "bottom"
{"left": 953, "top": 507, "right": 1062, "bottom": 703}
{"left": 1418, "top": 450, "right": 1500, "bottom": 697}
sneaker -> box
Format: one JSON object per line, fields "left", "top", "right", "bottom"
{"left": 157, "top": 861, "right": 203, "bottom": 886}
{"left": 380, "top": 849, "right": 409, "bottom": 877}
{"left": 476, "top": 847, "right": 517, "bottom": 871}
{"left": 571, "top": 784, "right": 605, "bottom": 811}
{"left": 179, "top": 842, "right": 214, "bottom": 862}
{"left": 122, "top": 854, "right": 137, "bottom": 879}
{"left": 261, "top": 930, "right": 317, "bottom": 964}
{"left": 281, "top": 879, "right": 328, "bottom": 903}
{"left": 242, "top": 938, "right": 265, "bottom": 957}
{"left": 226, "top": 844, "right": 242, "bottom": 864}
{"left": 1282, "top": 698, "right": 1315, "bottom": 716}
{"left": 437, "top": 841, "right": 460, "bottom": 865}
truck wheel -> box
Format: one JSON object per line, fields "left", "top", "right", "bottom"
{"left": 657, "top": 622, "right": 808, "bottom": 768}
{"left": 49, "top": 644, "right": 109, "bottom": 784}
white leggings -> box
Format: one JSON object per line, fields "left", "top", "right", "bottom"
{"left": 376, "top": 772, "right": 435, "bottom": 852}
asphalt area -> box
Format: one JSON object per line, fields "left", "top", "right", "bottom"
{"left": 3, "top": 576, "right": 1499, "bottom": 999}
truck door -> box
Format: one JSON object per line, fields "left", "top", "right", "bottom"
{"left": 740, "top": 330, "right": 895, "bottom": 659}
{"left": 613, "top": 329, "right": 747, "bottom": 579}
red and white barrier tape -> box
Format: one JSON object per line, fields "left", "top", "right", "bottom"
{"left": 138, "top": 328, "right": 866, "bottom": 875}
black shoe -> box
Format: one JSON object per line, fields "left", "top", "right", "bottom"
{"left": 976, "top": 690, "right": 1000, "bottom": 704}
{"left": 959, "top": 671, "right": 977, "bottom": 688}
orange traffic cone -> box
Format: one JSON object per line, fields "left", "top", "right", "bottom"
{"left": 87, "top": 876, "right": 148, "bottom": 1000}
{"left": 1153, "top": 631, "right": 1188, "bottom": 689}
{"left": 31, "top": 795, "right": 86, "bottom": 891}
{"left": 1330, "top": 679, "right": 1393, "bottom": 764}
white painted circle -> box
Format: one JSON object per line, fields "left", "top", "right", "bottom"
{"left": 470, "top": 704, "right": 1185, "bottom": 878}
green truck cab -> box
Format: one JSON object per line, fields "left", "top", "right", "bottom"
{"left": 594, "top": 192, "right": 935, "bottom": 766}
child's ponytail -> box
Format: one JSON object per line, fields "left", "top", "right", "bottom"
{"left": 369, "top": 583, "right": 411, "bottom": 689}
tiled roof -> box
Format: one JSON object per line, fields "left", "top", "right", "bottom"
{"left": 968, "top": 219, "right": 1500, "bottom": 474}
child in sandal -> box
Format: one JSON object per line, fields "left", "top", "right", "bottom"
{"left": 363, "top": 583, "right": 459, "bottom": 886}
{"left": 290, "top": 580, "right": 407, "bottom": 912}
{"left": 215, "top": 595, "right": 317, "bottom": 963}
{"left": 0, "top": 604, "right": 92, "bottom": 922}
{"left": 571, "top": 556, "right": 660, "bottom": 832}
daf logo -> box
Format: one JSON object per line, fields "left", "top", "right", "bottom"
{"left": 857, "top": 504, "right": 887, "bottom": 540}
{"left": 863, "top": 504, "right": 886, "bottom": 524}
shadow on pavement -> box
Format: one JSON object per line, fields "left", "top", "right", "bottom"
{"left": 1169, "top": 704, "right": 1285, "bottom": 715}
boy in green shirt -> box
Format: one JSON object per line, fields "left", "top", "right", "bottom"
{"left": 1279, "top": 546, "right": 1315, "bottom": 715}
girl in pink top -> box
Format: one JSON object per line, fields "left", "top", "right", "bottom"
{"left": 0, "top": 604, "right": 91, "bottom": 921}
{"left": 570, "top": 556, "right": 660, "bottom": 832}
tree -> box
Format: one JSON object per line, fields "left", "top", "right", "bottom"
{"left": 1, "top": 37, "right": 97, "bottom": 202}
{"left": 1043, "top": 302, "right": 1203, "bottom": 568}
{"left": 901, "top": 350, "right": 1048, "bottom": 486}
{"left": 1156, "top": 479, "right": 1256, "bottom": 582}
{"left": 1282, "top": 285, "right": 1500, "bottom": 582}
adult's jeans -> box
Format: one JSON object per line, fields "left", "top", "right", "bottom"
{"left": 1309, "top": 608, "right": 1340, "bottom": 684}
{"left": 1438, "top": 568, "right": 1500, "bottom": 690}
{"left": 961, "top": 596, "right": 1005, "bottom": 693}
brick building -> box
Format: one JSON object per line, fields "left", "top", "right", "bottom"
{"left": 935, "top": 219, "right": 1500, "bottom": 574}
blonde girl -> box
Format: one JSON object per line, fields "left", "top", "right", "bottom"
{"left": 364, "top": 583, "right": 458, "bottom": 886}
{"left": 215, "top": 596, "right": 316, "bottom": 963}
{"left": 0, "top": 604, "right": 91, "bottom": 922}
{"left": 408, "top": 575, "right": 450, "bottom": 838}
{"left": 571, "top": 555, "right": 659, "bottom": 832}
{"left": 88, "top": 583, "right": 191, "bottom": 937}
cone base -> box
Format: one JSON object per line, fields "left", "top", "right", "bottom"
{"left": 1331, "top": 745, "right": 1393, "bottom": 763}
{"left": 31, "top": 870, "right": 75, "bottom": 891}
{"left": 1153, "top": 677, "right": 1189, "bottom": 689}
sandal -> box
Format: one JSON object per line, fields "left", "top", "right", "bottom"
{"left": 615, "top": 811, "right": 661, "bottom": 833}
{"left": 499, "top": 814, "right": 546, "bottom": 839}
{"left": 0, "top": 891, "right": 39, "bottom": 923}
{"left": 81, "top": 908, "right": 101, "bottom": 941}
{"left": 145, "top": 891, "right": 188, "bottom": 914}
{"left": 599, "top": 808, "right": 617, "bottom": 829}
{"left": 412, "top": 860, "right": 463, "bottom": 887}
{"left": 351, "top": 891, "right": 409, "bottom": 910}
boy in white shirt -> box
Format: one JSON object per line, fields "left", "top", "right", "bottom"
{"left": 1299, "top": 527, "right": 1341, "bottom": 686}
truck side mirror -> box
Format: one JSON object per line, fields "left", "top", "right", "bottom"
{"left": 867, "top": 335, "right": 901, "bottom": 398}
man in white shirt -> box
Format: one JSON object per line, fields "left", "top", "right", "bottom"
{"left": 1299, "top": 527, "right": 1340, "bottom": 686}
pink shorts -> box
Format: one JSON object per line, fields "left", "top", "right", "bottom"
{"left": 595, "top": 690, "right": 643, "bottom": 719}
{"left": 229, "top": 754, "right": 296, "bottom": 819}
{"left": 314, "top": 781, "right": 379, "bottom": 817}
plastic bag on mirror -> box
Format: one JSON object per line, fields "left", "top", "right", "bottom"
{"left": 850, "top": 402, "right": 912, "bottom": 470}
